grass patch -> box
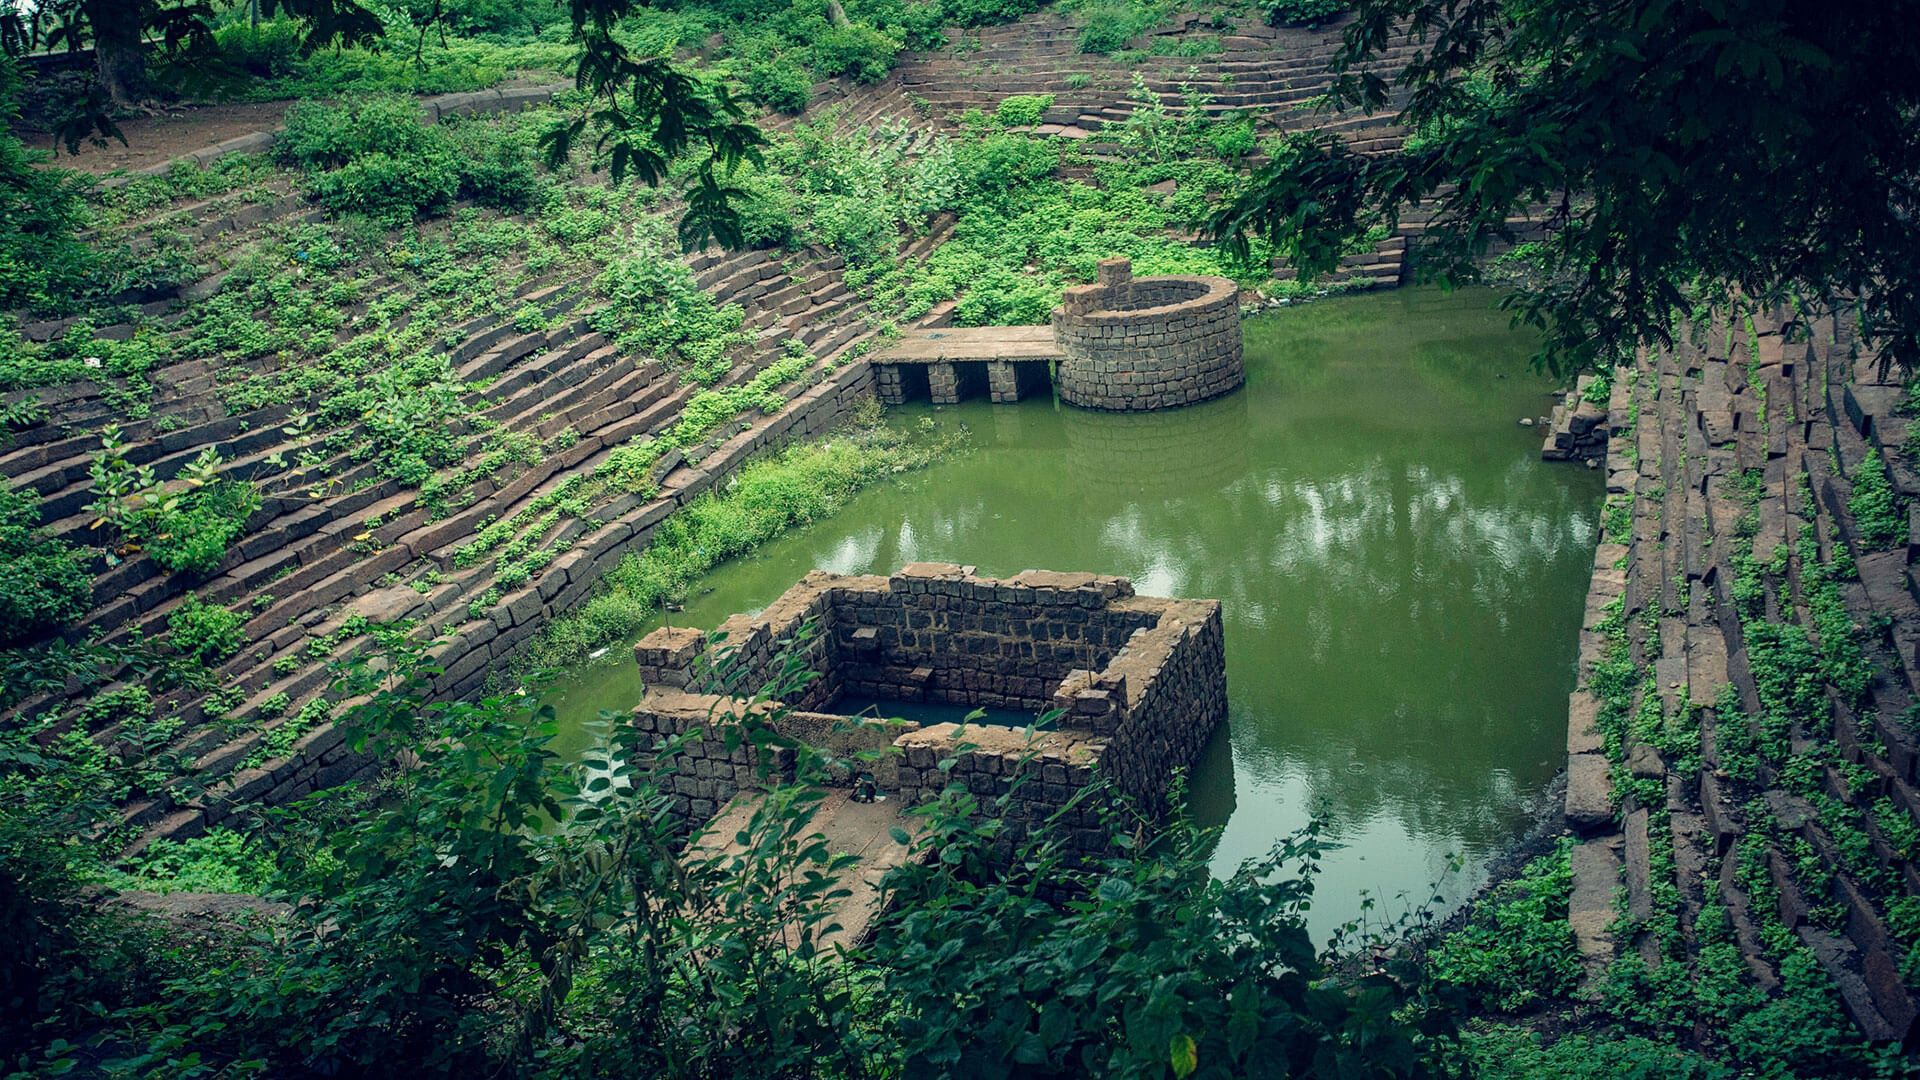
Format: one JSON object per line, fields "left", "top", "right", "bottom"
{"left": 513, "top": 406, "right": 963, "bottom": 675}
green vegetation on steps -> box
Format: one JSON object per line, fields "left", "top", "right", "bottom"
{"left": 1847, "top": 447, "right": 1905, "bottom": 550}
{"left": 165, "top": 594, "right": 245, "bottom": 669}
{"left": 277, "top": 94, "right": 544, "bottom": 228}
{"left": 0, "top": 488, "right": 92, "bottom": 647}
{"left": 516, "top": 402, "right": 963, "bottom": 676}
{"left": 1425, "top": 839, "right": 1579, "bottom": 1012}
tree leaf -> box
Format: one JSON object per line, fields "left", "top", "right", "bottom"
{"left": 1170, "top": 1033, "right": 1198, "bottom": 1079}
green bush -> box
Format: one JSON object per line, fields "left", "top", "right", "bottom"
{"left": 954, "top": 132, "right": 1059, "bottom": 193}
{"left": 110, "top": 828, "right": 277, "bottom": 895}
{"left": 279, "top": 94, "right": 436, "bottom": 173}
{"left": 211, "top": 19, "right": 305, "bottom": 79}
{"left": 734, "top": 169, "right": 798, "bottom": 249}
{"left": 1073, "top": 0, "right": 1160, "bottom": 54}
{"left": 1261, "top": 0, "right": 1347, "bottom": 26}
{"left": 943, "top": 0, "right": 1042, "bottom": 27}
{"left": 278, "top": 96, "right": 541, "bottom": 226}
{"left": 310, "top": 151, "right": 462, "bottom": 227}
{"left": 1465, "top": 1028, "right": 1732, "bottom": 1080}
{"left": 1426, "top": 840, "right": 1580, "bottom": 1011}
{"left": 0, "top": 488, "right": 91, "bottom": 647}
{"left": 807, "top": 22, "right": 904, "bottom": 84}
{"left": 1207, "top": 112, "right": 1258, "bottom": 161}
{"left": 167, "top": 593, "right": 245, "bottom": 669}
{"left": 444, "top": 116, "right": 543, "bottom": 212}
{"left": 993, "top": 93, "right": 1054, "bottom": 127}
{"left": 146, "top": 481, "right": 263, "bottom": 575}
{"left": 0, "top": 58, "right": 104, "bottom": 313}
{"left": 1848, "top": 448, "right": 1905, "bottom": 549}
{"left": 743, "top": 58, "right": 814, "bottom": 113}
{"left": 952, "top": 266, "right": 1058, "bottom": 325}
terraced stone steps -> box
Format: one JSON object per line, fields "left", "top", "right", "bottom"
{"left": 1565, "top": 307, "right": 1920, "bottom": 1044}
{"left": 12, "top": 162, "right": 917, "bottom": 854}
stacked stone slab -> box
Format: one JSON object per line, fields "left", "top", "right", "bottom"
{"left": 1561, "top": 305, "right": 1920, "bottom": 1046}
{"left": 1542, "top": 373, "right": 1613, "bottom": 463}
{"left": 629, "top": 563, "right": 1227, "bottom": 834}
{"left": 1053, "top": 259, "right": 1244, "bottom": 411}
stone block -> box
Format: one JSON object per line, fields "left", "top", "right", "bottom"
{"left": 1567, "top": 752, "right": 1614, "bottom": 832}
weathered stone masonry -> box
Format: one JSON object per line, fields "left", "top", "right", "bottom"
{"left": 874, "top": 258, "right": 1244, "bottom": 412}
{"left": 1053, "top": 258, "right": 1244, "bottom": 412}
{"left": 630, "top": 563, "right": 1228, "bottom": 845}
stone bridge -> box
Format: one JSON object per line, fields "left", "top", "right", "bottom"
{"left": 874, "top": 258, "right": 1244, "bottom": 412}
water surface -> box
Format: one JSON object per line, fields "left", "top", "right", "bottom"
{"left": 546, "top": 286, "right": 1604, "bottom": 941}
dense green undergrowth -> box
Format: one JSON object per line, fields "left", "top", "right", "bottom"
{"left": 2, "top": 637, "right": 1461, "bottom": 1078}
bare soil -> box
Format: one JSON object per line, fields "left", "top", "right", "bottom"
{"left": 20, "top": 100, "right": 294, "bottom": 176}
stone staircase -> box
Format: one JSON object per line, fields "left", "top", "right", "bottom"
{"left": 5, "top": 139, "right": 956, "bottom": 852}
{"left": 1564, "top": 307, "right": 1920, "bottom": 1044}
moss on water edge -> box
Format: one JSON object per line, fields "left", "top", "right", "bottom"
{"left": 496, "top": 406, "right": 963, "bottom": 685}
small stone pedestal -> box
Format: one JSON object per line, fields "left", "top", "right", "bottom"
{"left": 634, "top": 626, "right": 707, "bottom": 688}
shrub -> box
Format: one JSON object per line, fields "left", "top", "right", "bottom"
{"left": 279, "top": 94, "right": 435, "bottom": 173}
{"left": 278, "top": 96, "right": 542, "bottom": 226}
{"left": 993, "top": 93, "right": 1054, "bottom": 127}
{"left": 112, "top": 828, "right": 277, "bottom": 894}
{"left": 1206, "top": 112, "right": 1258, "bottom": 161}
{"left": 1426, "top": 840, "right": 1580, "bottom": 1011}
{"left": 1074, "top": 0, "right": 1158, "bottom": 54}
{"left": 211, "top": 19, "right": 305, "bottom": 79}
{"left": 943, "top": 0, "right": 1042, "bottom": 27}
{"left": 1848, "top": 448, "right": 1905, "bottom": 549}
{"left": 146, "top": 481, "right": 264, "bottom": 575}
{"left": 806, "top": 22, "right": 904, "bottom": 84}
{"left": 308, "top": 151, "right": 462, "bottom": 226}
{"left": 1261, "top": 0, "right": 1347, "bottom": 26}
{"left": 954, "top": 132, "right": 1058, "bottom": 193}
{"left": 734, "top": 169, "right": 797, "bottom": 249}
{"left": 167, "top": 593, "right": 245, "bottom": 669}
{"left": 951, "top": 266, "right": 1059, "bottom": 325}
{"left": 0, "top": 488, "right": 91, "bottom": 646}
{"left": 444, "top": 116, "right": 542, "bottom": 211}
{"left": 744, "top": 58, "right": 814, "bottom": 113}
{"left": 0, "top": 58, "right": 103, "bottom": 313}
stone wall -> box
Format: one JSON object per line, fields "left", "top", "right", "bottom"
{"left": 1052, "top": 258, "right": 1243, "bottom": 411}
{"left": 629, "top": 563, "right": 1228, "bottom": 835}
{"left": 893, "top": 723, "right": 1107, "bottom": 863}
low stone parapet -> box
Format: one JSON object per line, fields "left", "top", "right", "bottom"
{"left": 628, "top": 562, "right": 1228, "bottom": 834}
{"left": 1053, "top": 258, "right": 1243, "bottom": 411}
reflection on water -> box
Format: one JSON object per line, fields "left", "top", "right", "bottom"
{"left": 544, "top": 287, "right": 1603, "bottom": 942}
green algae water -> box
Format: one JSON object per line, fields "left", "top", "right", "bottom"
{"left": 545, "top": 286, "right": 1604, "bottom": 941}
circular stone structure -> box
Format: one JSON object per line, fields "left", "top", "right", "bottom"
{"left": 1051, "top": 257, "right": 1243, "bottom": 411}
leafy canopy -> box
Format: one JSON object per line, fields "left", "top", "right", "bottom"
{"left": 1208, "top": 0, "right": 1920, "bottom": 375}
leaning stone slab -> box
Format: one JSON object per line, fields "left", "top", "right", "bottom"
{"left": 1566, "top": 751, "right": 1614, "bottom": 832}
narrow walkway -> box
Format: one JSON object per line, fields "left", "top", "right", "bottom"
{"left": 872, "top": 326, "right": 1061, "bottom": 405}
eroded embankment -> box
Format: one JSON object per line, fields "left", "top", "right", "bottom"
{"left": 1558, "top": 307, "right": 1920, "bottom": 1048}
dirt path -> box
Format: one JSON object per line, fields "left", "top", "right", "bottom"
{"left": 22, "top": 100, "right": 295, "bottom": 175}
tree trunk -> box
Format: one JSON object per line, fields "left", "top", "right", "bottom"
{"left": 84, "top": 1, "right": 149, "bottom": 107}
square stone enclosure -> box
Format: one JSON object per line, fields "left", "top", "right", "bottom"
{"left": 630, "top": 563, "right": 1227, "bottom": 831}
